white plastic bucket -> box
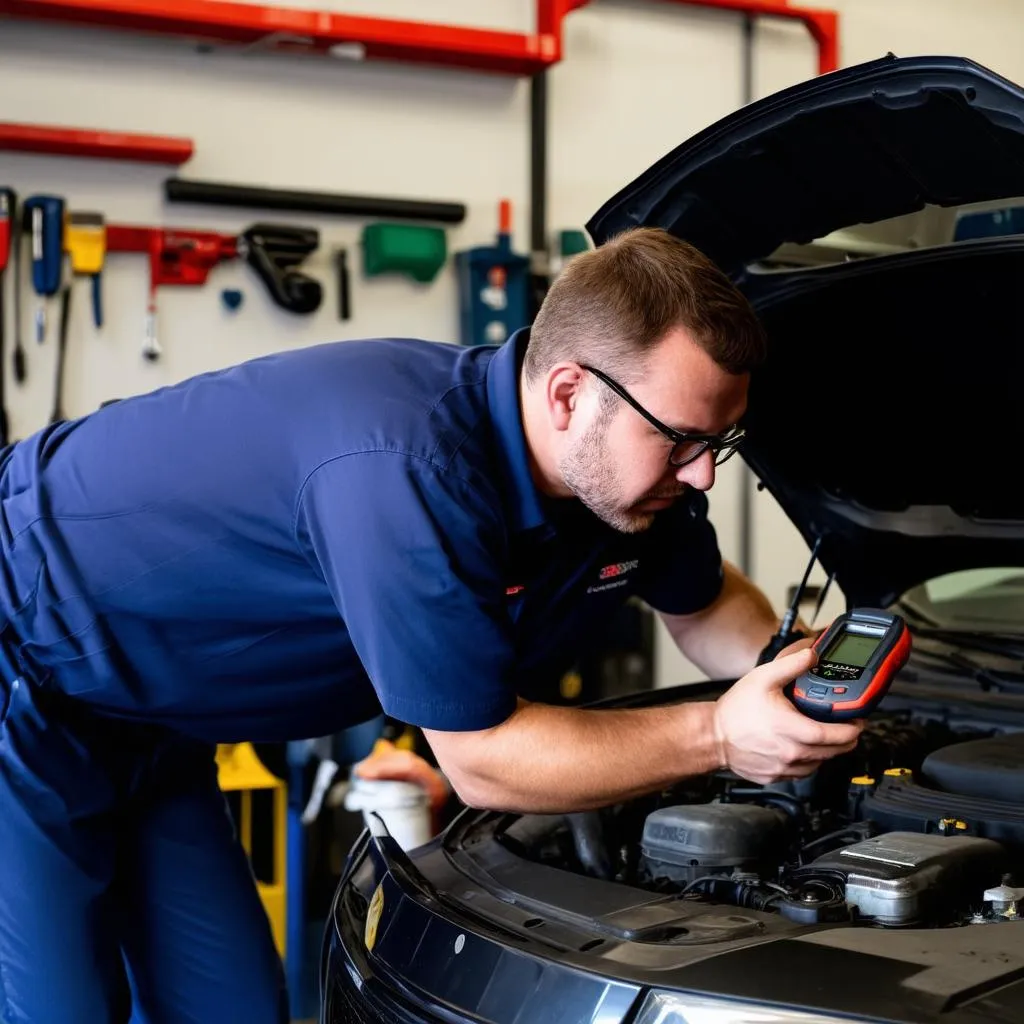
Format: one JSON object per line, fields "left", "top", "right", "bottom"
{"left": 344, "top": 776, "right": 432, "bottom": 851}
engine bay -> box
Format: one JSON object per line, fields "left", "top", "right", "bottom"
{"left": 498, "top": 713, "right": 1024, "bottom": 930}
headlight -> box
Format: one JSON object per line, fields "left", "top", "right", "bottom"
{"left": 635, "top": 991, "right": 869, "bottom": 1024}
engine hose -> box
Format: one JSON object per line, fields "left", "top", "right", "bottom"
{"left": 565, "top": 812, "right": 614, "bottom": 881}
{"left": 687, "top": 876, "right": 781, "bottom": 912}
{"left": 800, "top": 825, "right": 875, "bottom": 863}
{"left": 727, "top": 788, "right": 804, "bottom": 817}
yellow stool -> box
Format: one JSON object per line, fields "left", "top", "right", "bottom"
{"left": 216, "top": 742, "right": 287, "bottom": 957}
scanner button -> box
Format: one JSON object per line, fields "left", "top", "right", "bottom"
{"left": 808, "top": 685, "right": 828, "bottom": 697}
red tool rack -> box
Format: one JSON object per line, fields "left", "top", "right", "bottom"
{"left": 0, "top": 0, "right": 839, "bottom": 77}
{"left": 0, "top": 122, "right": 194, "bottom": 164}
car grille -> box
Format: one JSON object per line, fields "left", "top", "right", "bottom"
{"left": 326, "top": 969, "right": 445, "bottom": 1024}
{"left": 330, "top": 980, "right": 391, "bottom": 1024}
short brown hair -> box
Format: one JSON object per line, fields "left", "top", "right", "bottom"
{"left": 523, "top": 227, "right": 766, "bottom": 386}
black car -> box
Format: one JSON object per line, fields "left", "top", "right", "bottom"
{"left": 321, "top": 54, "right": 1024, "bottom": 1024}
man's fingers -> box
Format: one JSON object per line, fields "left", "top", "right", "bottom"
{"left": 354, "top": 748, "right": 451, "bottom": 812}
{"left": 752, "top": 648, "right": 866, "bottom": 745}
{"left": 776, "top": 634, "right": 816, "bottom": 659}
{"left": 755, "top": 646, "right": 817, "bottom": 688}
{"left": 718, "top": 644, "right": 870, "bottom": 786}
{"left": 785, "top": 712, "right": 865, "bottom": 748}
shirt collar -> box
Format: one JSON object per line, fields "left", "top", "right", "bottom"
{"left": 485, "top": 328, "right": 551, "bottom": 535}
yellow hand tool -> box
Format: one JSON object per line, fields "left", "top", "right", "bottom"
{"left": 64, "top": 211, "right": 106, "bottom": 328}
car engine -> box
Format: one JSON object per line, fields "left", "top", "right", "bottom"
{"left": 506, "top": 714, "right": 1024, "bottom": 929}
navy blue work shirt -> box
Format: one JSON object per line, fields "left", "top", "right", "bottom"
{"left": 0, "top": 330, "right": 724, "bottom": 742}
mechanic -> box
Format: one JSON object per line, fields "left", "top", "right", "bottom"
{"left": 0, "top": 226, "right": 862, "bottom": 1023}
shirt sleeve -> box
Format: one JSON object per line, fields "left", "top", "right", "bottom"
{"left": 294, "top": 451, "right": 518, "bottom": 732}
{"left": 633, "top": 491, "right": 726, "bottom": 615}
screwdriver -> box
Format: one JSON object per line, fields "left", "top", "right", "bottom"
{"left": 23, "top": 195, "right": 65, "bottom": 344}
{"left": 0, "top": 188, "right": 14, "bottom": 444}
{"left": 65, "top": 211, "right": 106, "bottom": 328}
{"left": 10, "top": 190, "right": 25, "bottom": 385}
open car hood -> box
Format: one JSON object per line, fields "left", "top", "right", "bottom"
{"left": 587, "top": 54, "right": 1024, "bottom": 278}
{"left": 587, "top": 55, "right": 1024, "bottom": 607}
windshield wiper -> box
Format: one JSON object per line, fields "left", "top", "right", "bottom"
{"left": 911, "top": 645, "right": 1024, "bottom": 692}
{"left": 911, "top": 626, "right": 1024, "bottom": 660}
{"left": 893, "top": 601, "right": 1024, "bottom": 658}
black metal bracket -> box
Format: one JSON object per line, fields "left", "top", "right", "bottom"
{"left": 238, "top": 223, "right": 322, "bottom": 315}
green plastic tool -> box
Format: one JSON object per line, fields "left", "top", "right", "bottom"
{"left": 361, "top": 223, "right": 447, "bottom": 284}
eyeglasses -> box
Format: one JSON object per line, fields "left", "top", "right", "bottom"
{"left": 581, "top": 365, "right": 746, "bottom": 468}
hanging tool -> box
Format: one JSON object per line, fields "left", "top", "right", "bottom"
{"left": 64, "top": 212, "right": 106, "bottom": 327}
{"left": 106, "top": 224, "right": 238, "bottom": 361}
{"left": 50, "top": 267, "right": 73, "bottom": 425}
{"left": 0, "top": 187, "right": 15, "bottom": 445}
{"left": 455, "top": 199, "right": 530, "bottom": 346}
{"left": 23, "top": 195, "right": 65, "bottom": 345}
{"left": 361, "top": 223, "right": 446, "bottom": 284}
{"left": 107, "top": 221, "right": 321, "bottom": 354}
{"left": 221, "top": 288, "right": 244, "bottom": 312}
{"left": 51, "top": 213, "right": 105, "bottom": 424}
{"left": 334, "top": 248, "right": 350, "bottom": 321}
{"left": 236, "top": 224, "right": 321, "bottom": 315}
{"left": 10, "top": 190, "right": 25, "bottom": 386}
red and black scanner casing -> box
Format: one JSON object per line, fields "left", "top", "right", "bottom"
{"left": 791, "top": 608, "right": 911, "bottom": 722}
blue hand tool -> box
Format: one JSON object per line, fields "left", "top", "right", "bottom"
{"left": 23, "top": 195, "right": 65, "bottom": 344}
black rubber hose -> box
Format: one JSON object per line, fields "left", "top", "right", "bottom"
{"left": 565, "top": 812, "right": 613, "bottom": 881}
{"left": 165, "top": 178, "right": 467, "bottom": 225}
{"left": 728, "top": 788, "right": 805, "bottom": 817}
{"left": 684, "top": 876, "right": 781, "bottom": 912}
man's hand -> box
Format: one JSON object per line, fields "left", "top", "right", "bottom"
{"left": 712, "top": 646, "right": 864, "bottom": 785}
{"left": 353, "top": 739, "right": 451, "bottom": 815}
{"left": 422, "top": 638, "right": 863, "bottom": 813}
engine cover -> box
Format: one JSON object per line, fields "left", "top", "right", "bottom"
{"left": 796, "top": 832, "right": 1007, "bottom": 926}
{"left": 922, "top": 733, "right": 1024, "bottom": 803}
{"left": 857, "top": 730, "right": 1024, "bottom": 846}
{"left": 639, "top": 804, "right": 787, "bottom": 885}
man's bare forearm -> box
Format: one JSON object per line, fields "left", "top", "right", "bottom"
{"left": 424, "top": 699, "right": 723, "bottom": 814}
{"left": 660, "top": 561, "right": 780, "bottom": 678}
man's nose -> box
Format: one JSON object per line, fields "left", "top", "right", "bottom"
{"left": 675, "top": 449, "right": 715, "bottom": 491}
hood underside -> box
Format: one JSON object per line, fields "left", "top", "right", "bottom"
{"left": 586, "top": 54, "right": 1024, "bottom": 605}
{"left": 740, "top": 241, "right": 1024, "bottom": 606}
{"left": 587, "top": 54, "right": 1024, "bottom": 277}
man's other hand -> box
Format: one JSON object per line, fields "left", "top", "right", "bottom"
{"left": 713, "top": 647, "right": 864, "bottom": 785}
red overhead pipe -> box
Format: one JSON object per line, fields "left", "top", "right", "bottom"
{"left": 656, "top": 0, "right": 839, "bottom": 74}
{"left": 0, "top": 121, "right": 194, "bottom": 164}
{"left": 0, "top": 0, "right": 569, "bottom": 76}
{"left": 0, "top": 0, "right": 839, "bottom": 77}
{"left": 803, "top": 9, "right": 839, "bottom": 76}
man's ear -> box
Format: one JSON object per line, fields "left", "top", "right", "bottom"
{"left": 546, "top": 363, "right": 584, "bottom": 433}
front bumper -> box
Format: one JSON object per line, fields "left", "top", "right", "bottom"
{"left": 321, "top": 828, "right": 642, "bottom": 1023}
{"left": 322, "top": 879, "right": 453, "bottom": 1023}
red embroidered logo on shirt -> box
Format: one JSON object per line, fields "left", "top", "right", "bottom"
{"left": 505, "top": 585, "right": 525, "bottom": 596}
{"left": 599, "top": 560, "right": 639, "bottom": 580}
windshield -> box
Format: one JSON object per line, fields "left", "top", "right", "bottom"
{"left": 900, "top": 568, "right": 1024, "bottom": 633}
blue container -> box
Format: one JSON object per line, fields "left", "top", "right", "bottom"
{"left": 455, "top": 231, "right": 530, "bottom": 347}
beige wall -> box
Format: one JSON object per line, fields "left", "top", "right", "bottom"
{"left": 2, "top": 0, "right": 1022, "bottom": 688}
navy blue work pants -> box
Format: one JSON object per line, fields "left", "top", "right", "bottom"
{"left": 0, "top": 675, "right": 288, "bottom": 1023}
